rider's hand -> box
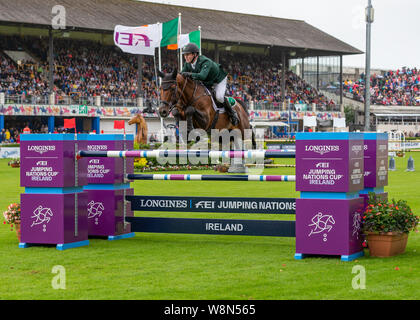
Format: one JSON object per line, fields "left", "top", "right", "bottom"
{"left": 181, "top": 72, "right": 192, "bottom": 78}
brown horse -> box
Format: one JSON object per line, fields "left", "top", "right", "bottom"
{"left": 128, "top": 113, "right": 148, "bottom": 145}
{"left": 158, "top": 69, "right": 255, "bottom": 147}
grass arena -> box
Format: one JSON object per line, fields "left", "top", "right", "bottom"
{"left": 1, "top": 139, "right": 419, "bottom": 299}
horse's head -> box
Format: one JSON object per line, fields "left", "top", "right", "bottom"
{"left": 128, "top": 115, "right": 137, "bottom": 125}
{"left": 158, "top": 68, "right": 179, "bottom": 118}
{"left": 128, "top": 113, "right": 142, "bottom": 125}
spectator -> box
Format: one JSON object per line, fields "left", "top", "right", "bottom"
{"left": 4, "top": 129, "right": 11, "bottom": 142}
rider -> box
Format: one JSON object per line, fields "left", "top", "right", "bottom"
{"left": 180, "top": 43, "right": 239, "bottom": 126}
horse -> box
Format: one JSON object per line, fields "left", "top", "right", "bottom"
{"left": 157, "top": 69, "right": 256, "bottom": 148}
{"left": 128, "top": 113, "right": 148, "bottom": 145}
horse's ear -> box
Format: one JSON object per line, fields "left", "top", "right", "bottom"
{"left": 172, "top": 68, "right": 177, "bottom": 79}
{"left": 158, "top": 70, "right": 165, "bottom": 78}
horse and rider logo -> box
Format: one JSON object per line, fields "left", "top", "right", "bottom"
{"left": 31, "top": 206, "right": 53, "bottom": 232}
{"left": 87, "top": 201, "right": 104, "bottom": 225}
{"left": 352, "top": 212, "right": 362, "bottom": 239}
{"left": 308, "top": 212, "right": 335, "bottom": 242}
{"left": 308, "top": 211, "right": 361, "bottom": 242}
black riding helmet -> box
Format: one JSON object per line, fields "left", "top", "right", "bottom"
{"left": 182, "top": 43, "right": 199, "bottom": 54}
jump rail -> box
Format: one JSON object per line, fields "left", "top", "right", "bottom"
{"left": 127, "top": 174, "right": 296, "bottom": 182}
{"left": 78, "top": 149, "right": 296, "bottom": 159}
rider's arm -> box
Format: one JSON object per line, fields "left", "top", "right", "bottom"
{"left": 191, "top": 61, "right": 211, "bottom": 81}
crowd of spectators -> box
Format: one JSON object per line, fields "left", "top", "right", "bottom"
{"left": 221, "top": 51, "right": 335, "bottom": 107}
{"left": 0, "top": 36, "right": 334, "bottom": 108}
{"left": 0, "top": 118, "right": 50, "bottom": 143}
{"left": 344, "top": 68, "right": 420, "bottom": 106}
{"left": 4, "top": 36, "right": 419, "bottom": 109}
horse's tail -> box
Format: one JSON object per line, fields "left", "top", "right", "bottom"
{"left": 236, "top": 99, "right": 250, "bottom": 116}
{"left": 250, "top": 124, "right": 256, "bottom": 149}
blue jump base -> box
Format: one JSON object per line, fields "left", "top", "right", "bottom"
{"left": 294, "top": 251, "right": 364, "bottom": 262}
{"left": 19, "top": 240, "right": 90, "bottom": 250}
{"left": 108, "top": 232, "right": 136, "bottom": 241}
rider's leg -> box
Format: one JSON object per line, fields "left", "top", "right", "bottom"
{"left": 214, "top": 77, "right": 239, "bottom": 126}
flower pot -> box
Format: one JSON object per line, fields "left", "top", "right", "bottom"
{"left": 366, "top": 232, "right": 408, "bottom": 257}
{"left": 14, "top": 220, "right": 21, "bottom": 242}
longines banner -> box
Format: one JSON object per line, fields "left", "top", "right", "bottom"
{"left": 127, "top": 195, "right": 296, "bottom": 214}
{"left": 0, "top": 104, "right": 342, "bottom": 120}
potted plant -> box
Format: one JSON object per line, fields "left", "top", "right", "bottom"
{"left": 3, "top": 203, "right": 21, "bottom": 241}
{"left": 362, "top": 193, "right": 419, "bottom": 257}
{"left": 8, "top": 158, "right": 20, "bottom": 168}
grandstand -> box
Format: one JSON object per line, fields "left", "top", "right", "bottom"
{"left": 0, "top": 0, "right": 362, "bottom": 140}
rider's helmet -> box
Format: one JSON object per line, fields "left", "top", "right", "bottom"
{"left": 182, "top": 43, "right": 199, "bottom": 55}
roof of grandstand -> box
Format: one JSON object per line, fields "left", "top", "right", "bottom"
{"left": 0, "top": 0, "right": 362, "bottom": 57}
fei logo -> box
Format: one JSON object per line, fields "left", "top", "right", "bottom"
{"left": 195, "top": 201, "right": 215, "bottom": 209}
{"left": 115, "top": 32, "right": 152, "bottom": 47}
{"left": 31, "top": 206, "right": 53, "bottom": 232}
{"left": 308, "top": 212, "right": 335, "bottom": 242}
{"left": 195, "top": 200, "right": 214, "bottom": 209}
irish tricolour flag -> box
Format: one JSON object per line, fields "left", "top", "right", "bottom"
{"left": 114, "top": 17, "right": 179, "bottom": 55}
{"left": 168, "top": 29, "right": 201, "bottom": 50}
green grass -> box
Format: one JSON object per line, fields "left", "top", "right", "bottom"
{"left": 0, "top": 155, "right": 419, "bottom": 300}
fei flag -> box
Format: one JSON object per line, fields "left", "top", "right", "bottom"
{"left": 114, "top": 17, "right": 178, "bottom": 55}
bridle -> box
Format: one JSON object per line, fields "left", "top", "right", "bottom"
{"left": 160, "top": 75, "right": 211, "bottom": 114}
{"left": 160, "top": 78, "right": 187, "bottom": 115}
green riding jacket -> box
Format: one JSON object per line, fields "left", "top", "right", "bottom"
{"left": 181, "top": 55, "right": 228, "bottom": 88}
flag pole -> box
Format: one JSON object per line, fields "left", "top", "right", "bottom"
{"left": 198, "top": 26, "right": 202, "bottom": 55}
{"left": 178, "top": 12, "right": 182, "bottom": 71}
{"left": 157, "top": 22, "right": 162, "bottom": 87}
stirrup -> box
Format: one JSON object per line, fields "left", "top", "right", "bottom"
{"left": 223, "top": 98, "right": 239, "bottom": 126}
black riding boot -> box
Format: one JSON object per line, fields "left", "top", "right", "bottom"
{"left": 223, "top": 97, "right": 239, "bottom": 126}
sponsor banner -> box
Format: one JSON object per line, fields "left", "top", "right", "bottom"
{"left": 126, "top": 217, "right": 296, "bottom": 237}
{"left": 0, "top": 104, "right": 146, "bottom": 118}
{"left": 0, "top": 147, "right": 20, "bottom": 158}
{"left": 402, "top": 141, "right": 420, "bottom": 149}
{"left": 249, "top": 110, "right": 342, "bottom": 121}
{"left": 1, "top": 104, "right": 340, "bottom": 120}
{"left": 127, "top": 195, "right": 296, "bottom": 214}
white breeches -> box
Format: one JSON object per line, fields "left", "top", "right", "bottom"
{"left": 213, "top": 76, "right": 227, "bottom": 103}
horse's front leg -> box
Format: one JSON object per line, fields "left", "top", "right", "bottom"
{"left": 190, "top": 108, "right": 208, "bottom": 130}
{"left": 185, "top": 106, "right": 195, "bottom": 134}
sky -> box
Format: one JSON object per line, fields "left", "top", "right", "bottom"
{"left": 138, "top": 0, "right": 419, "bottom": 70}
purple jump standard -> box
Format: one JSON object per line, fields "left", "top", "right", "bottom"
{"left": 79, "top": 134, "right": 135, "bottom": 240}
{"left": 19, "top": 134, "right": 89, "bottom": 250}
{"left": 359, "top": 133, "right": 388, "bottom": 207}
{"left": 294, "top": 132, "right": 365, "bottom": 261}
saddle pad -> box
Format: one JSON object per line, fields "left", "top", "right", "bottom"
{"left": 204, "top": 87, "right": 225, "bottom": 114}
